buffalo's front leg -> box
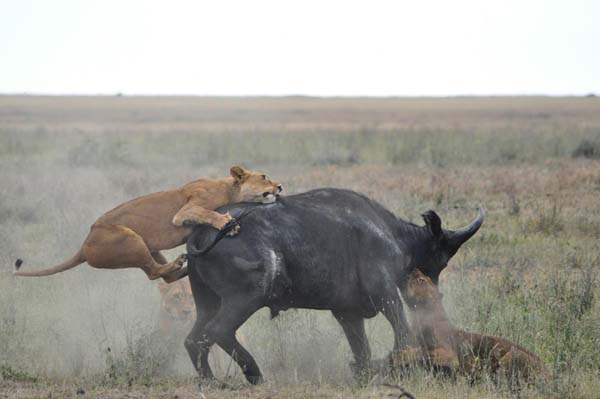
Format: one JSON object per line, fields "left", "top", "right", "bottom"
{"left": 333, "top": 311, "right": 371, "bottom": 381}
{"left": 379, "top": 288, "right": 413, "bottom": 377}
{"left": 380, "top": 290, "right": 411, "bottom": 354}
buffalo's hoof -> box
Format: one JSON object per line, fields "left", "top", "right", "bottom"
{"left": 245, "top": 374, "right": 263, "bottom": 385}
{"left": 350, "top": 361, "right": 372, "bottom": 385}
{"left": 196, "top": 383, "right": 206, "bottom": 399}
{"left": 196, "top": 375, "right": 217, "bottom": 396}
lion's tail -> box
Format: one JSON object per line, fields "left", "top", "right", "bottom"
{"left": 13, "top": 249, "right": 85, "bottom": 277}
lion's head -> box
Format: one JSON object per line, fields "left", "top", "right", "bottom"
{"left": 230, "top": 166, "right": 283, "bottom": 204}
{"left": 158, "top": 280, "right": 195, "bottom": 324}
{"left": 402, "top": 269, "right": 442, "bottom": 308}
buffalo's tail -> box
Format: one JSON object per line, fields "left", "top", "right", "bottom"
{"left": 187, "top": 220, "right": 237, "bottom": 256}
{"left": 187, "top": 207, "right": 258, "bottom": 257}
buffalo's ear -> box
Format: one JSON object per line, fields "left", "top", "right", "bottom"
{"left": 421, "top": 210, "right": 443, "bottom": 238}
{"left": 230, "top": 166, "right": 249, "bottom": 183}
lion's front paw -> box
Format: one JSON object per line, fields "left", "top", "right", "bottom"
{"left": 175, "top": 254, "right": 188, "bottom": 267}
{"left": 217, "top": 212, "right": 233, "bottom": 229}
{"left": 219, "top": 213, "right": 240, "bottom": 236}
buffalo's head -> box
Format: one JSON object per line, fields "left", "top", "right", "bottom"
{"left": 417, "top": 208, "right": 484, "bottom": 284}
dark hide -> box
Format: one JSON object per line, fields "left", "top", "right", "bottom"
{"left": 185, "top": 188, "right": 483, "bottom": 384}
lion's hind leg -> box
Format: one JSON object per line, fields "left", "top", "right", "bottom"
{"left": 498, "top": 349, "right": 540, "bottom": 384}
{"left": 153, "top": 251, "right": 189, "bottom": 283}
{"left": 82, "top": 224, "right": 186, "bottom": 280}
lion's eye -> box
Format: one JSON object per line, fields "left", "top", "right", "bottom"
{"left": 262, "top": 175, "right": 267, "bottom": 180}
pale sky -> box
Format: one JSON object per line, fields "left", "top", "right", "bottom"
{"left": 1, "top": 0, "right": 598, "bottom": 96}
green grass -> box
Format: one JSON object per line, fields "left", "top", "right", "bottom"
{"left": 1, "top": 95, "right": 600, "bottom": 398}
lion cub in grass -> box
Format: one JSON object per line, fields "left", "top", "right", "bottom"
{"left": 14, "top": 166, "right": 282, "bottom": 282}
{"left": 394, "top": 269, "right": 546, "bottom": 383}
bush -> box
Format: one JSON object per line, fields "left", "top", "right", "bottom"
{"left": 572, "top": 136, "right": 600, "bottom": 159}
{"left": 0, "top": 365, "right": 38, "bottom": 383}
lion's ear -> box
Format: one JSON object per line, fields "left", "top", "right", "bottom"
{"left": 230, "top": 166, "right": 249, "bottom": 183}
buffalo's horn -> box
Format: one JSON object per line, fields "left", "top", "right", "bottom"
{"left": 447, "top": 207, "right": 484, "bottom": 255}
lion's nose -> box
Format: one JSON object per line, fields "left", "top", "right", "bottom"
{"left": 276, "top": 184, "right": 283, "bottom": 193}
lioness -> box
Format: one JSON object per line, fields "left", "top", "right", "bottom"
{"left": 157, "top": 279, "right": 196, "bottom": 335}
{"left": 14, "top": 166, "right": 282, "bottom": 282}
{"left": 394, "top": 269, "right": 546, "bottom": 382}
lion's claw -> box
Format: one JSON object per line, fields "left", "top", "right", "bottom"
{"left": 226, "top": 224, "right": 240, "bottom": 236}
{"left": 221, "top": 217, "right": 240, "bottom": 236}
{"left": 175, "top": 254, "right": 188, "bottom": 267}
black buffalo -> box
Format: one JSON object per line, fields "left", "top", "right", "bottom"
{"left": 185, "top": 188, "right": 483, "bottom": 384}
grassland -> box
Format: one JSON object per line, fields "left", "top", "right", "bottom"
{"left": 1, "top": 95, "right": 599, "bottom": 398}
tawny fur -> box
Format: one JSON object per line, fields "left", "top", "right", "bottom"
{"left": 14, "top": 166, "right": 281, "bottom": 282}
{"left": 394, "top": 269, "right": 546, "bottom": 382}
{"left": 157, "top": 279, "right": 196, "bottom": 336}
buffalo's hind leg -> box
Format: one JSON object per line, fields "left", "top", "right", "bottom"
{"left": 185, "top": 279, "right": 220, "bottom": 381}
{"left": 333, "top": 311, "right": 372, "bottom": 382}
{"left": 203, "top": 297, "right": 263, "bottom": 385}
{"left": 215, "top": 330, "right": 261, "bottom": 384}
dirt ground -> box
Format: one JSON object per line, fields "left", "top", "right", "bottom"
{"left": 0, "top": 380, "right": 418, "bottom": 399}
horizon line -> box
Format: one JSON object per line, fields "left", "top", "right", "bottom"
{"left": 0, "top": 92, "right": 597, "bottom": 98}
